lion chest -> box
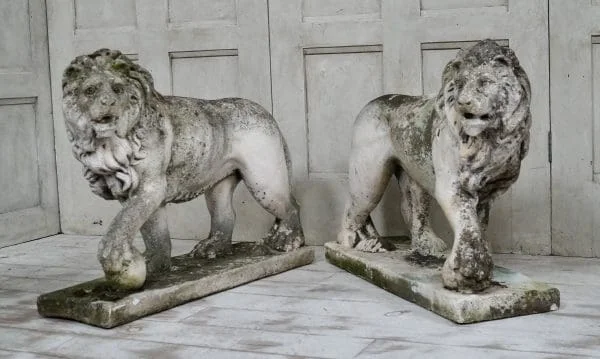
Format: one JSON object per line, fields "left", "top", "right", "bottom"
{"left": 457, "top": 135, "right": 524, "bottom": 199}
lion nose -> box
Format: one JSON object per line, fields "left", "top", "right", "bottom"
{"left": 100, "top": 95, "right": 116, "bottom": 106}
{"left": 457, "top": 97, "right": 471, "bottom": 106}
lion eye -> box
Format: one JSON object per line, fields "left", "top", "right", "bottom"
{"left": 446, "top": 82, "right": 455, "bottom": 93}
{"left": 478, "top": 78, "right": 492, "bottom": 87}
{"left": 112, "top": 84, "right": 124, "bottom": 94}
{"left": 84, "top": 86, "right": 96, "bottom": 96}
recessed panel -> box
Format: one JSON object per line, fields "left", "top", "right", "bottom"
{"left": 305, "top": 50, "right": 383, "bottom": 174}
{"left": 75, "top": 0, "right": 136, "bottom": 29}
{"left": 421, "top": 40, "right": 509, "bottom": 94}
{"left": 302, "top": 0, "right": 381, "bottom": 21}
{"left": 170, "top": 52, "right": 239, "bottom": 99}
{"left": 168, "top": 0, "right": 237, "bottom": 25}
{"left": 422, "top": 49, "right": 460, "bottom": 95}
{"left": 420, "top": 0, "right": 508, "bottom": 15}
{"left": 592, "top": 40, "right": 600, "bottom": 181}
{"left": 0, "top": 100, "right": 40, "bottom": 213}
{"left": 0, "top": 0, "right": 31, "bottom": 70}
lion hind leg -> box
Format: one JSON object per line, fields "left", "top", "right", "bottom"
{"left": 237, "top": 138, "right": 305, "bottom": 252}
{"left": 339, "top": 143, "right": 396, "bottom": 253}
{"left": 398, "top": 172, "right": 448, "bottom": 257}
{"left": 189, "top": 174, "right": 241, "bottom": 259}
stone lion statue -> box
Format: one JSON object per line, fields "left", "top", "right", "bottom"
{"left": 338, "top": 40, "right": 531, "bottom": 292}
{"left": 62, "top": 49, "right": 304, "bottom": 289}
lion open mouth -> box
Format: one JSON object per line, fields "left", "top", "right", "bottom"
{"left": 461, "top": 112, "right": 491, "bottom": 137}
{"left": 94, "top": 114, "right": 116, "bottom": 124}
{"left": 462, "top": 112, "right": 490, "bottom": 121}
{"left": 92, "top": 115, "right": 118, "bottom": 137}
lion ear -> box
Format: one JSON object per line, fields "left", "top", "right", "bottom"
{"left": 127, "top": 70, "right": 153, "bottom": 97}
{"left": 111, "top": 59, "right": 130, "bottom": 72}
{"left": 492, "top": 55, "right": 512, "bottom": 68}
{"left": 127, "top": 67, "right": 164, "bottom": 102}
{"left": 441, "top": 60, "right": 461, "bottom": 88}
{"left": 62, "top": 64, "right": 84, "bottom": 89}
{"left": 448, "top": 60, "right": 461, "bottom": 71}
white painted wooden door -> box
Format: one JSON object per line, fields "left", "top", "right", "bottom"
{"left": 550, "top": 0, "right": 600, "bottom": 257}
{"left": 46, "top": 0, "right": 552, "bottom": 253}
{"left": 269, "top": 0, "right": 551, "bottom": 251}
{"left": 0, "top": 0, "right": 59, "bottom": 247}
{"left": 47, "top": 0, "right": 273, "bottom": 242}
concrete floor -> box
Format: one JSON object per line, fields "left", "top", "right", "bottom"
{"left": 0, "top": 235, "right": 599, "bottom": 358}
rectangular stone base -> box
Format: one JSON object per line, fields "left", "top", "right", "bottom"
{"left": 325, "top": 238, "right": 559, "bottom": 324}
{"left": 37, "top": 243, "right": 314, "bottom": 328}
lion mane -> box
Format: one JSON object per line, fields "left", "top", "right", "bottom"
{"left": 62, "top": 49, "right": 164, "bottom": 200}
{"left": 435, "top": 40, "right": 532, "bottom": 201}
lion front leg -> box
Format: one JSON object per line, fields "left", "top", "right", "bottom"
{"left": 140, "top": 205, "right": 171, "bottom": 277}
{"left": 98, "top": 180, "right": 166, "bottom": 289}
{"left": 436, "top": 182, "right": 493, "bottom": 292}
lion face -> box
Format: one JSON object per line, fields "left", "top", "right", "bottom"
{"left": 439, "top": 41, "right": 530, "bottom": 138}
{"left": 61, "top": 49, "right": 156, "bottom": 199}
{"left": 63, "top": 69, "right": 144, "bottom": 157}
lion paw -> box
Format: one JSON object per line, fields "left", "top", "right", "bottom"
{"left": 99, "top": 240, "right": 147, "bottom": 290}
{"left": 442, "top": 243, "right": 493, "bottom": 293}
{"left": 354, "top": 237, "right": 395, "bottom": 253}
{"left": 262, "top": 221, "right": 305, "bottom": 252}
{"left": 188, "top": 235, "right": 232, "bottom": 259}
{"left": 338, "top": 223, "right": 396, "bottom": 253}
{"left": 412, "top": 229, "right": 448, "bottom": 258}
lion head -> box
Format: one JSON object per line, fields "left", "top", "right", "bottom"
{"left": 435, "top": 40, "right": 532, "bottom": 199}
{"left": 62, "top": 49, "right": 163, "bottom": 200}
{"left": 437, "top": 39, "right": 531, "bottom": 139}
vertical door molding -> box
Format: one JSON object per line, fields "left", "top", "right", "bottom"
{"left": 550, "top": 0, "right": 600, "bottom": 256}
{"left": 0, "top": 0, "right": 59, "bottom": 247}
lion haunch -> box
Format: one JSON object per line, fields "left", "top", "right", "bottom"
{"left": 339, "top": 40, "right": 531, "bottom": 292}
{"left": 62, "top": 49, "right": 304, "bottom": 289}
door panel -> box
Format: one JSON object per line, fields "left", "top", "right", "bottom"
{"left": 47, "top": 0, "right": 273, "bottom": 242}
{"left": 0, "top": 102, "right": 40, "bottom": 214}
{"left": 269, "top": 1, "right": 405, "bottom": 245}
{"left": 46, "top": 0, "right": 552, "bottom": 253}
{"left": 270, "top": 0, "right": 550, "bottom": 251}
{"left": 0, "top": 0, "right": 59, "bottom": 247}
{"left": 305, "top": 49, "right": 383, "bottom": 175}
{"left": 550, "top": 0, "right": 600, "bottom": 256}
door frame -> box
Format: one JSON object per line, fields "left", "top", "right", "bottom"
{"left": 0, "top": 0, "right": 59, "bottom": 248}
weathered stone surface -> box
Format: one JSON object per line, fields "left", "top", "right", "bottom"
{"left": 338, "top": 40, "right": 532, "bottom": 292}
{"left": 37, "top": 243, "right": 314, "bottom": 328}
{"left": 61, "top": 49, "right": 305, "bottom": 289}
{"left": 325, "top": 238, "right": 559, "bottom": 324}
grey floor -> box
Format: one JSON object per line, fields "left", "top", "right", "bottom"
{"left": 0, "top": 235, "right": 599, "bottom": 358}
